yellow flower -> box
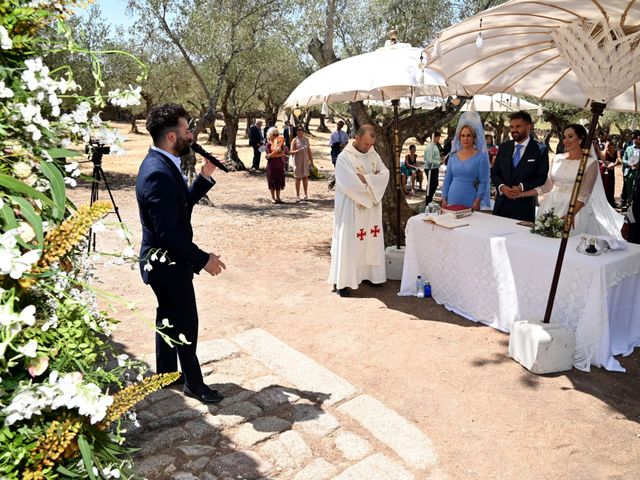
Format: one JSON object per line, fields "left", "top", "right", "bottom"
{"left": 100, "top": 372, "right": 181, "bottom": 428}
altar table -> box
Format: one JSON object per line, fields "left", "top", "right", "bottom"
{"left": 399, "top": 213, "right": 640, "bottom": 372}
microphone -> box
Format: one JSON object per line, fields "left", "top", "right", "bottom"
{"left": 190, "top": 142, "right": 229, "bottom": 173}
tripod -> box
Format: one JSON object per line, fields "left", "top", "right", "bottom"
{"left": 84, "top": 145, "right": 129, "bottom": 252}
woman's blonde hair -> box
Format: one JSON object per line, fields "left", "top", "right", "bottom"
{"left": 267, "top": 126, "right": 280, "bottom": 138}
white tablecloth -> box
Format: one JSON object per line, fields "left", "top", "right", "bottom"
{"left": 399, "top": 213, "right": 640, "bottom": 372}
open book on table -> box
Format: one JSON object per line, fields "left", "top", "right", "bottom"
{"left": 422, "top": 212, "right": 470, "bottom": 229}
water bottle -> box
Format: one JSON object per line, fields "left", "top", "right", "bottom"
{"left": 424, "top": 281, "right": 431, "bottom": 298}
{"left": 416, "top": 275, "right": 425, "bottom": 298}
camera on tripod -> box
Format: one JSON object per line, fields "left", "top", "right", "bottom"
{"left": 85, "top": 139, "right": 111, "bottom": 164}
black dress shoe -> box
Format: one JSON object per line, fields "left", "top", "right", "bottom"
{"left": 183, "top": 385, "right": 224, "bottom": 404}
{"left": 337, "top": 287, "right": 351, "bottom": 297}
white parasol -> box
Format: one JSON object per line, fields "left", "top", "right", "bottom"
{"left": 284, "top": 43, "right": 459, "bottom": 249}
{"left": 424, "top": 0, "right": 640, "bottom": 329}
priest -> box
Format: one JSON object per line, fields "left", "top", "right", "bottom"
{"left": 328, "top": 124, "right": 390, "bottom": 297}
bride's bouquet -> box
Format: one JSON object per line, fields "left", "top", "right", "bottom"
{"left": 531, "top": 208, "right": 564, "bottom": 238}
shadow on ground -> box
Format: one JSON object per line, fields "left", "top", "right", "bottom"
{"left": 219, "top": 197, "right": 334, "bottom": 219}
{"left": 108, "top": 339, "right": 333, "bottom": 479}
{"left": 355, "top": 280, "right": 640, "bottom": 425}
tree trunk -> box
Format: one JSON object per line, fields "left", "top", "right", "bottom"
{"left": 304, "top": 111, "right": 312, "bottom": 133}
{"left": 245, "top": 114, "right": 253, "bottom": 138}
{"left": 317, "top": 113, "right": 330, "bottom": 133}
{"left": 207, "top": 123, "right": 222, "bottom": 145}
{"left": 129, "top": 114, "right": 139, "bottom": 134}
{"left": 221, "top": 114, "right": 246, "bottom": 171}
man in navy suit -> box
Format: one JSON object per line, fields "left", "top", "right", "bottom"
{"left": 491, "top": 111, "right": 549, "bottom": 222}
{"left": 136, "top": 104, "right": 226, "bottom": 404}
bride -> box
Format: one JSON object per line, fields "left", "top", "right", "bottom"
{"left": 520, "top": 124, "right": 623, "bottom": 238}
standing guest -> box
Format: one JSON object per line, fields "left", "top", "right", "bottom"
{"left": 135, "top": 104, "right": 226, "bottom": 405}
{"left": 283, "top": 121, "right": 295, "bottom": 150}
{"left": 401, "top": 144, "right": 421, "bottom": 195}
{"left": 491, "top": 110, "right": 549, "bottom": 221}
{"left": 485, "top": 133, "right": 498, "bottom": 167}
{"left": 265, "top": 127, "right": 287, "bottom": 204}
{"left": 441, "top": 112, "right": 491, "bottom": 211}
{"left": 290, "top": 126, "right": 314, "bottom": 201}
{"left": 283, "top": 120, "right": 295, "bottom": 172}
{"left": 423, "top": 131, "right": 443, "bottom": 204}
{"left": 622, "top": 173, "right": 640, "bottom": 243}
{"left": 328, "top": 125, "right": 389, "bottom": 297}
{"left": 249, "top": 120, "right": 264, "bottom": 171}
{"left": 329, "top": 120, "right": 349, "bottom": 166}
{"left": 593, "top": 140, "right": 620, "bottom": 207}
{"left": 621, "top": 130, "right": 640, "bottom": 208}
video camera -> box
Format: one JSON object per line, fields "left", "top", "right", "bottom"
{"left": 85, "top": 139, "right": 110, "bottom": 164}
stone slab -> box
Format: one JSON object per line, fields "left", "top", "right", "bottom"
{"left": 198, "top": 338, "right": 240, "bottom": 364}
{"left": 177, "top": 444, "right": 217, "bottom": 457}
{"left": 332, "top": 453, "right": 414, "bottom": 480}
{"left": 207, "top": 401, "right": 263, "bottom": 428}
{"left": 334, "top": 431, "right": 372, "bottom": 461}
{"left": 253, "top": 386, "right": 300, "bottom": 411}
{"left": 232, "top": 328, "right": 356, "bottom": 405}
{"left": 183, "top": 456, "right": 210, "bottom": 473}
{"left": 134, "top": 453, "right": 175, "bottom": 478}
{"left": 338, "top": 395, "right": 436, "bottom": 469}
{"left": 231, "top": 416, "right": 292, "bottom": 447}
{"left": 206, "top": 451, "right": 273, "bottom": 479}
{"left": 260, "top": 430, "right": 312, "bottom": 470}
{"left": 293, "top": 458, "right": 337, "bottom": 480}
{"left": 292, "top": 404, "right": 340, "bottom": 438}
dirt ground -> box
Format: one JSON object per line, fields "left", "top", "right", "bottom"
{"left": 68, "top": 120, "right": 640, "bottom": 480}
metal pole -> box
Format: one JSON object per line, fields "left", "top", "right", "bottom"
{"left": 543, "top": 101, "right": 606, "bottom": 323}
{"left": 392, "top": 99, "right": 402, "bottom": 249}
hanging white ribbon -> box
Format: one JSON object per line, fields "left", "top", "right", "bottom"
{"left": 321, "top": 101, "right": 329, "bottom": 116}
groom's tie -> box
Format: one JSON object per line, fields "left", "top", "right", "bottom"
{"left": 512, "top": 143, "right": 523, "bottom": 168}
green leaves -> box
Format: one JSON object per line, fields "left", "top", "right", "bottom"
{"left": 10, "top": 196, "right": 43, "bottom": 248}
{"left": 0, "top": 174, "right": 54, "bottom": 209}
{"left": 39, "top": 161, "right": 67, "bottom": 221}
{"left": 77, "top": 434, "right": 97, "bottom": 480}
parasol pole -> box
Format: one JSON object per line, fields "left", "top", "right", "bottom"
{"left": 392, "top": 98, "right": 402, "bottom": 249}
{"left": 543, "top": 101, "right": 606, "bottom": 323}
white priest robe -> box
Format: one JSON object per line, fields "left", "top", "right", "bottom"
{"left": 328, "top": 142, "right": 390, "bottom": 290}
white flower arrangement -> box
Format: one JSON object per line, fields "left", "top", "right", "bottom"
{"left": 531, "top": 208, "right": 564, "bottom": 238}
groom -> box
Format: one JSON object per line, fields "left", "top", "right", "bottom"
{"left": 491, "top": 111, "right": 549, "bottom": 221}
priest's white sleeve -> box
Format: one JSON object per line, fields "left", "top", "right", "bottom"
{"left": 363, "top": 152, "right": 390, "bottom": 205}
{"left": 335, "top": 153, "right": 375, "bottom": 207}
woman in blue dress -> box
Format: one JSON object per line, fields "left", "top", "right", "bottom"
{"left": 441, "top": 112, "right": 491, "bottom": 211}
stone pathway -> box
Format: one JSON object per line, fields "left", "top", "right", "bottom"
{"left": 130, "top": 329, "right": 440, "bottom": 480}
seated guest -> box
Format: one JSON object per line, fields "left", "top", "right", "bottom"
{"left": 441, "top": 112, "right": 490, "bottom": 211}
{"left": 401, "top": 144, "right": 422, "bottom": 195}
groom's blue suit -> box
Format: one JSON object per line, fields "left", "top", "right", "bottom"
{"left": 135, "top": 147, "right": 213, "bottom": 390}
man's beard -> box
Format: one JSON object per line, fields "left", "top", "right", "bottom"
{"left": 175, "top": 138, "right": 192, "bottom": 156}
{"left": 511, "top": 132, "right": 526, "bottom": 142}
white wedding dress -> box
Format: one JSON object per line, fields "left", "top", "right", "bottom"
{"left": 536, "top": 152, "right": 624, "bottom": 238}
